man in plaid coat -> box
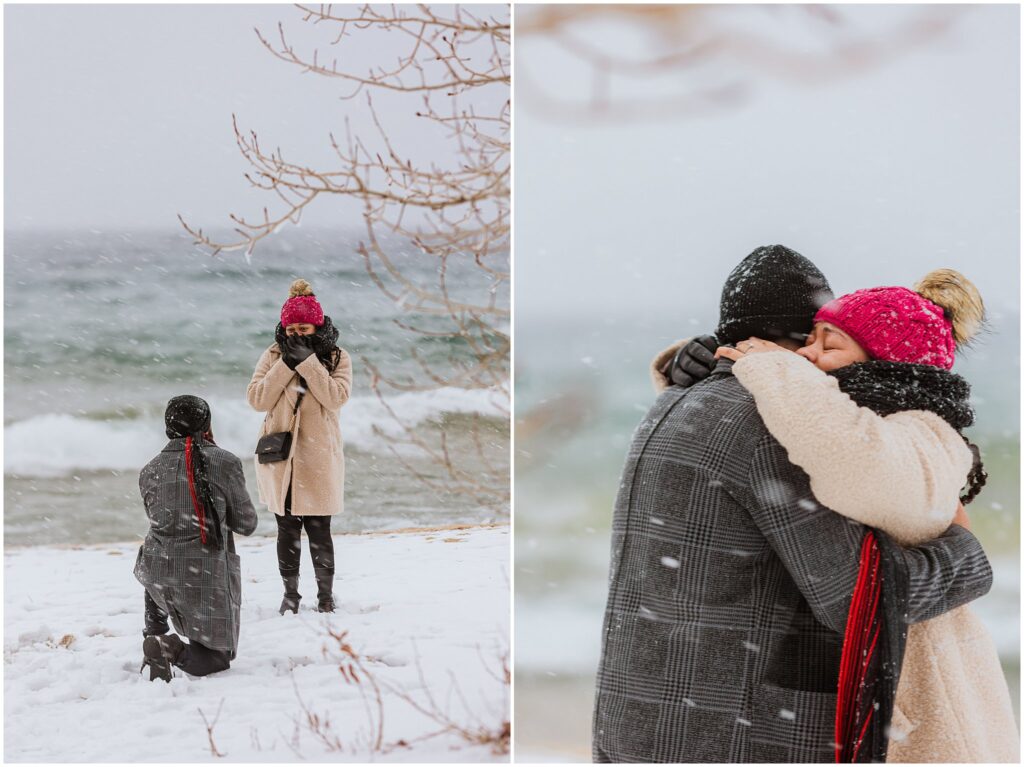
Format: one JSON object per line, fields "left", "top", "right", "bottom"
{"left": 592, "top": 247, "right": 993, "bottom": 763}
{"left": 135, "top": 396, "right": 257, "bottom": 680}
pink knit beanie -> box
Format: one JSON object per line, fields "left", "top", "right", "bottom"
{"left": 280, "top": 279, "right": 324, "bottom": 327}
{"left": 813, "top": 270, "right": 984, "bottom": 370}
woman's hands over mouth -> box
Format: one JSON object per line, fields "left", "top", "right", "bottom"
{"left": 282, "top": 335, "right": 316, "bottom": 370}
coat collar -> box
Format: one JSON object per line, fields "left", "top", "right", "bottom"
{"left": 161, "top": 437, "right": 213, "bottom": 453}
{"left": 708, "top": 357, "right": 736, "bottom": 379}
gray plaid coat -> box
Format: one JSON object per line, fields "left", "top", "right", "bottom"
{"left": 134, "top": 439, "right": 257, "bottom": 657}
{"left": 593, "top": 360, "right": 993, "bottom": 763}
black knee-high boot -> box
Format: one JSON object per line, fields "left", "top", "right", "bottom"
{"left": 304, "top": 516, "right": 335, "bottom": 613}
{"left": 280, "top": 575, "right": 301, "bottom": 615}
{"left": 277, "top": 486, "right": 303, "bottom": 614}
{"left": 143, "top": 590, "right": 170, "bottom": 638}
{"left": 314, "top": 569, "right": 335, "bottom": 613}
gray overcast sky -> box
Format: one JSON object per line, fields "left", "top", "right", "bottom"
{"left": 515, "top": 5, "right": 1020, "bottom": 317}
{"left": 4, "top": 3, "right": 506, "bottom": 232}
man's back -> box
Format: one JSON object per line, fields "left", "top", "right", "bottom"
{"left": 594, "top": 361, "right": 854, "bottom": 763}
{"left": 140, "top": 439, "right": 257, "bottom": 544}
{"left": 594, "top": 358, "right": 993, "bottom": 763}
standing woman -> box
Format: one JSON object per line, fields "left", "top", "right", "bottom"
{"left": 247, "top": 279, "right": 353, "bottom": 614}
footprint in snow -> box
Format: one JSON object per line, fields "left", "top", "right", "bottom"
{"left": 271, "top": 656, "right": 316, "bottom": 675}
{"left": 339, "top": 602, "right": 381, "bottom": 615}
{"left": 83, "top": 626, "right": 116, "bottom": 638}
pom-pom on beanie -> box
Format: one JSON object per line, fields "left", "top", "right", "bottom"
{"left": 813, "top": 269, "right": 984, "bottom": 370}
{"left": 716, "top": 244, "right": 834, "bottom": 346}
{"left": 280, "top": 279, "right": 324, "bottom": 327}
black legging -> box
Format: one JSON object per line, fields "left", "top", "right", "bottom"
{"left": 143, "top": 590, "right": 230, "bottom": 676}
{"left": 276, "top": 485, "right": 335, "bottom": 577}
{"left": 176, "top": 641, "right": 230, "bottom": 676}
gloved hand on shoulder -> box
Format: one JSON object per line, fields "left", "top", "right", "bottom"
{"left": 669, "top": 334, "right": 718, "bottom": 388}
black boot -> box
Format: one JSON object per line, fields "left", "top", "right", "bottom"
{"left": 279, "top": 575, "right": 301, "bottom": 615}
{"left": 141, "top": 634, "right": 184, "bottom": 683}
{"left": 142, "top": 612, "right": 169, "bottom": 639}
{"left": 315, "top": 568, "right": 335, "bottom": 613}
{"left": 143, "top": 590, "right": 169, "bottom": 638}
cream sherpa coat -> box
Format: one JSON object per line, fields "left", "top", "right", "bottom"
{"left": 651, "top": 341, "right": 1019, "bottom": 763}
{"left": 247, "top": 343, "right": 352, "bottom": 517}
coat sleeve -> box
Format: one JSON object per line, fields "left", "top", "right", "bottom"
{"left": 223, "top": 455, "right": 257, "bottom": 536}
{"left": 649, "top": 338, "right": 690, "bottom": 393}
{"left": 247, "top": 347, "right": 294, "bottom": 412}
{"left": 892, "top": 523, "right": 993, "bottom": 624}
{"left": 296, "top": 348, "right": 353, "bottom": 412}
{"left": 743, "top": 432, "right": 992, "bottom": 633}
{"left": 733, "top": 352, "right": 973, "bottom": 545}
{"left": 138, "top": 466, "right": 155, "bottom": 523}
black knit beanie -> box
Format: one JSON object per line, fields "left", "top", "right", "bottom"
{"left": 165, "top": 395, "right": 212, "bottom": 439}
{"left": 716, "top": 245, "right": 834, "bottom": 346}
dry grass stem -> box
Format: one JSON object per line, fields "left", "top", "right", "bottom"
{"left": 198, "top": 699, "right": 227, "bottom": 758}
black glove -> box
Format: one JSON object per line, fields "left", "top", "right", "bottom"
{"left": 282, "top": 335, "right": 315, "bottom": 370}
{"left": 669, "top": 334, "right": 718, "bottom": 388}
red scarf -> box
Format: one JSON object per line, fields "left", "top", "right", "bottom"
{"left": 835, "top": 528, "right": 909, "bottom": 763}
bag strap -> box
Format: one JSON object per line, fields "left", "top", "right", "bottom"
{"left": 287, "top": 382, "right": 306, "bottom": 431}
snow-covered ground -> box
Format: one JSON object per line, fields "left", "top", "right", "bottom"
{"left": 4, "top": 525, "right": 510, "bottom": 762}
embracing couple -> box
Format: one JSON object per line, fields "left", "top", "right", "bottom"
{"left": 593, "top": 245, "right": 1018, "bottom": 763}
{"left": 133, "top": 278, "right": 352, "bottom": 682}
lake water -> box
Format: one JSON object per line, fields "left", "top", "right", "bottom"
{"left": 4, "top": 228, "right": 509, "bottom": 545}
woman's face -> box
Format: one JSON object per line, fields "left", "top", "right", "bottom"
{"left": 796, "top": 322, "right": 870, "bottom": 372}
{"left": 285, "top": 323, "right": 317, "bottom": 337}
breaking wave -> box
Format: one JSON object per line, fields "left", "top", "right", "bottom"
{"left": 4, "top": 387, "right": 506, "bottom": 477}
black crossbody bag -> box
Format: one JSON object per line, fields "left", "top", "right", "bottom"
{"left": 255, "top": 389, "right": 305, "bottom": 464}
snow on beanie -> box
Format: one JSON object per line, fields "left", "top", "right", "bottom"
{"left": 165, "top": 394, "right": 212, "bottom": 439}
{"left": 813, "top": 269, "right": 984, "bottom": 370}
{"left": 716, "top": 244, "right": 834, "bottom": 346}
{"left": 280, "top": 279, "right": 324, "bottom": 327}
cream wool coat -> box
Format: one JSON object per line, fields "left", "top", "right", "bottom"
{"left": 651, "top": 340, "right": 1019, "bottom": 763}
{"left": 247, "top": 343, "right": 352, "bottom": 517}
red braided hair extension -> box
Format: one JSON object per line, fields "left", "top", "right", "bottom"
{"left": 184, "top": 436, "right": 208, "bottom": 545}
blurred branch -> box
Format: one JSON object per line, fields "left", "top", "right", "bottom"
{"left": 517, "top": 4, "right": 959, "bottom": 122}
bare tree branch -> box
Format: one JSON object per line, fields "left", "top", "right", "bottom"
{"left": 180, "top": 3, "right": 510, "bottom": 512}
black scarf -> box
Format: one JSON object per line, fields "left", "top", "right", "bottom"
{"left": 830, "top": 360, "right": 973, "bottom": 431}
{"left": 164, "top": 395, "right": 223, "bottom": 550}
{"left": 828, "top": 361, "right": 971, "bottom": 762}
{"left": 275, "top": 315, "right": 341, "bottom": 372}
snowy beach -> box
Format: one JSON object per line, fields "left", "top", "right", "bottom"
{"left": 4, "top": 525, "right": 510, "bottom": 762}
